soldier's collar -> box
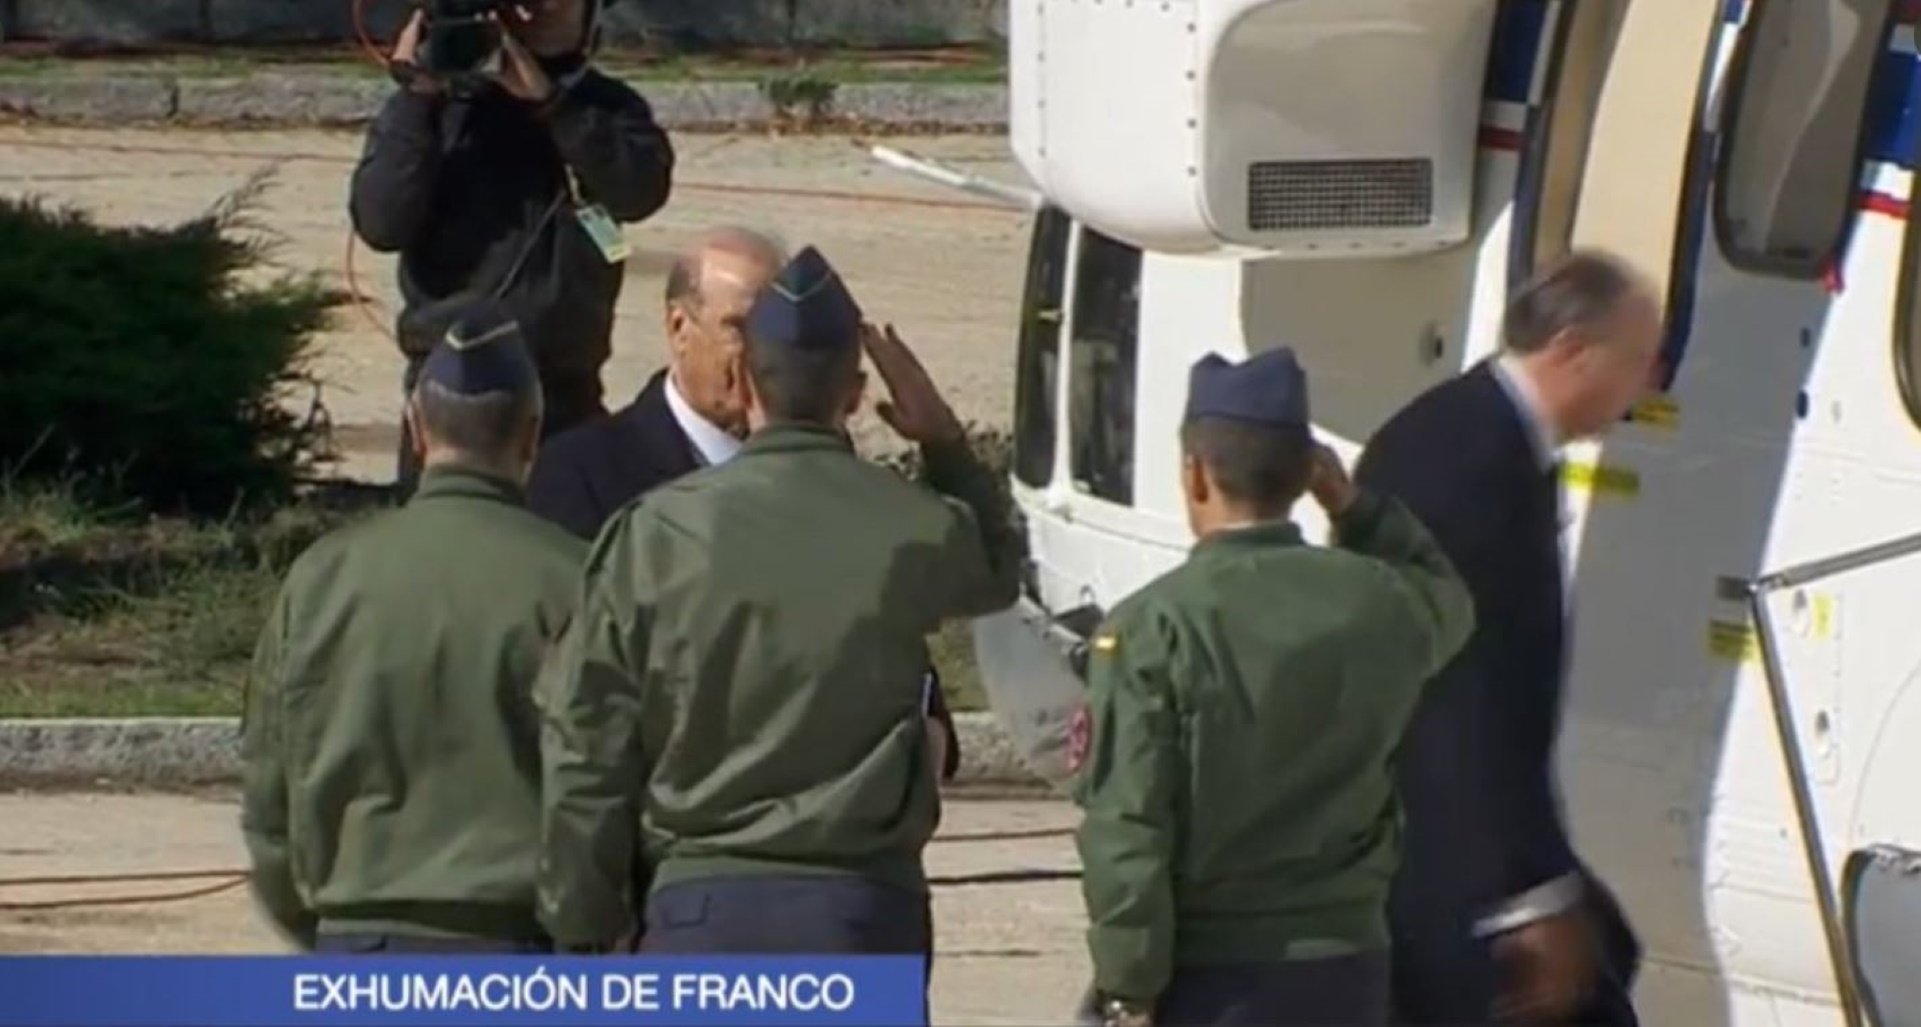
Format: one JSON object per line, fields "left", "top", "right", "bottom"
{"left": 739, "top": 422, "right": 857, "bottom": 456}
{"left": 1191, "top": 518, "right": 1303, "bottom": 555}
{"left": 412, "top": 464, "right": 528, "bottom": 506}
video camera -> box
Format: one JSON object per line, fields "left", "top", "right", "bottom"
{"left": 415, "top": 0, "right": 508, "bottom": 96}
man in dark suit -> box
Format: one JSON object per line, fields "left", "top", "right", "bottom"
{"left": 525, "top": 225, "right": 962, "bottom": 781}
{"left": 1354, "top": 251, "right": 1664, "bottom": 1026}
{"left": 527, "top": 225, "right": 783, "bottom": 539}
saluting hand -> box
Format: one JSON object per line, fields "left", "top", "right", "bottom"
{"left": 863, "top": 323, "right": 965, "bottom": 446}
{"left": 1307, "top": 442, "right": 1358, "bottom": 515}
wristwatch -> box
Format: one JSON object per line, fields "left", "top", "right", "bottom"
{"left": 1100, "top": 996, "right": 1153, "bottom": 1027}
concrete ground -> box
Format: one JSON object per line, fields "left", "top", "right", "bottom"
{"left": 0, "top": 791, "right": 1088, "bottom": 1025}
{"left": 0, "top": 126, "right": 1032, "bottom": 482}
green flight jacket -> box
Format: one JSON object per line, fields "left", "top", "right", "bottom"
{"left": 1073, "top": 491, "right": 1475, "bottom": 1002}
{"left": 240, "top": 468, "right": 587, "bottom": 948}
{"left": 536, "top": 425, "right": 1021, "bottom": 949}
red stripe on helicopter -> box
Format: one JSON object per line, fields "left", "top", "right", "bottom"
{"left": 1478, "top": 126, "right": 1526, "bottom": 152}
{"left": 1862, "top": 191, "right": 1911, "bottom": 219}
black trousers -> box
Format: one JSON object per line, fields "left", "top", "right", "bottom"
{"left": 395, "top": 357, "right": 607, "bottom": 497}
{"left": 1074, "top": 953, "right": 1391, "bottom": 1027}
{"left": 639, "top": 875, "right": 932, "bottom": 958}
{"left": 1390, "top": 874, "right": 1640, "bottom": 1026}
{"left": 1158, "top": 954, "right": 1392, "bottom": 1027}
{"left": 313, "top": 932, "right": 551, "bottom": 955}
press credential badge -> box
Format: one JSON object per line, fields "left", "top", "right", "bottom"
{"left": 576, "top": 203, "right": 631, "bottom": 263}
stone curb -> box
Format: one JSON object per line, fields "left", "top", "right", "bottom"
{"left": 0, "top": 74, "right": 1009, "bottom": 129}
{"left": 0, "top": 712, "right": 1043, "bottom": 789}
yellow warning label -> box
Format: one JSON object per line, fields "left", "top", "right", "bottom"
{"left": 1812, "top": 594, "right": 1836, "bottom": 639}
{"left": 1709, "top": 597, "right": 1836, "bottom": 663}
{"left": 1708, "top": 620, "right": 1758, "bottom": 664}
{"left": 1561, "top": 461, "right": 1641, "bottom": 497}
{"left": 1629, "top": 394, "right": 1680, "bottom": 429}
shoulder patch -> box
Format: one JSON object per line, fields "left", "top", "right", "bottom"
{"left": 1065, "top": 701, "right": 1092, "bottom": 775}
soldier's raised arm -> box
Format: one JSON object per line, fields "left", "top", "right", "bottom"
{"left": 238, "top": 585, "right": 317, "bottom": 951}
{"left": 1315, "top": 444, "right": 1476, "bottom": 679}
{"left": 1073, "top": 604, "right": 1183, "bottom": 1011}
{"left": 537, "top": 516, "right": 655, "bottom": 952}
{"left": 863, "top": 323, "right": 1022, "bottom": 618}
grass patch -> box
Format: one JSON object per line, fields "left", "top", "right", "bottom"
{"left": 0, "top": 475, "right": 992, "bottom": 718}
{"left": 0, "top": 478, "right": 369, "bottom": 718}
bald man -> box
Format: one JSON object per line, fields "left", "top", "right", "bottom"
{"left": 527, "top": 227, "right": 785, "bottom": 539}
{"left": 525, "top": 227, "right": 963, "bottom": 782}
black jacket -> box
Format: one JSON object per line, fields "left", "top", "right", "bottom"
{"left": 526, "top": 369, "right": 697, "bottom": 541}
{"left": 526, "top": 371, "right": 964, "bottom": 780}
{"left": 1355, "top": 363, "right": 1639, "bottom": 1023}
{"left": 349, "top": 61, "right": 673, "bottom": 388}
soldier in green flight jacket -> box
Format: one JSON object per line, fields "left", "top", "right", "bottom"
{"left": 1074, "top": 347, "right": 1476, "bottom": 1027}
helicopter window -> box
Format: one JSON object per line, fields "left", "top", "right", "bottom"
{"left": 1067, "top": 227, "right": 1143, "bottom": 507}
{"left": 1712, "top": 0, "right": 1898, "bottom": 279}
{"left": 1013, "top": 207, "right": 1072, "bottom": 489}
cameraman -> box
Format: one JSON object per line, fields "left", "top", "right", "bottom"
{"left": 351, "top": 0, "right": 674, "bottom": 493}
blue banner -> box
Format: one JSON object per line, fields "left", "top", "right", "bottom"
{"left": 0, "top": 956, "right": 927, "bottom": 1026}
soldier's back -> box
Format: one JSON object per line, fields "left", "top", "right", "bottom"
{"left": 626, "top": 425, "right": 969, "bottom": 893}
{"left": 274, "top": 468, "right": 586, "bottom": 929}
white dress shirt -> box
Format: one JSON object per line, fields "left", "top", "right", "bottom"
{"left": 663, "top": 370, "right": 742, "bottom": 468}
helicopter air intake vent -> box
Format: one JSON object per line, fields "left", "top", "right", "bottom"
{"left": 1245, "top": 158, "right": 1435, "bottom": 233}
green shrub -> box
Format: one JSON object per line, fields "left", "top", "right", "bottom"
{"left": 0, "top": 169, "right": 338, "bottom": 515}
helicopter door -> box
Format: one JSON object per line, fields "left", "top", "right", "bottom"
{"left": 1012, "top": 206, "right": 1074, "bottom": 493}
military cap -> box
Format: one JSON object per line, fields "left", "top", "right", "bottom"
{"left": 418, "top": 302, "right": 538, "bottom": 396}
{"left": 745, "top": 245, "right": 864, "bottom": 354}
{"left": 1183, "top": 347, "right": 1310, "bottom": 428}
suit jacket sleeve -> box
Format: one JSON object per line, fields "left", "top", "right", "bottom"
{"left": 923, "top": 665, "right": 962, "bottom": 781}
{"left": 1355, "top": 412, "right": 1580, "bottom": 920}
{"left": 526, "top": 445, "right": 605, "bottom": 542}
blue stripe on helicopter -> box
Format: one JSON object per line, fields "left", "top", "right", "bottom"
{"left": 1867, "top": 49, "right": 1921, "bottom": 169}
{"left": 1484, "top": 0, "right": 1549, "bottom": 105}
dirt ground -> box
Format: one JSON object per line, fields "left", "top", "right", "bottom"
{"left": 0, "top": 126, "right": 1032, "bottom": 482}
{"left": 0, "top": 791, "right": 1088, "bottom": 1026}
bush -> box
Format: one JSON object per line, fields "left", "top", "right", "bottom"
{"left": 0, "top": 169, "right": 338, "bottom": 515}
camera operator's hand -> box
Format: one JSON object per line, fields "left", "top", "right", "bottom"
{"left": 389, "top": 11, "right": 443, "bottom": 96}
{"left": 494, "top": 18, "right": 557, "bottom": 104}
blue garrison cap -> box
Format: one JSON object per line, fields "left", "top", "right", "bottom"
{"left": 745, "top": 245, "right": 864, "bottom": 354}
{"left": 418, "top": 302, "right": 538, "bottom": 396}
{"left": 1184, "top": 347, "right": 1310, "bottom": 428}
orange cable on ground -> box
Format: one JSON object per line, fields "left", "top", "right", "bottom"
{"left": 344, "top": 223, "right": 397, "bottom": 343}
{"left": 0, "top": 825, "right": 1077, "bottom": 913}
{"left": 0, "top": 875, "right": 247, "bottom": 913}
{"left": 351, "top": 0, "right": 390, "bottom": 67}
